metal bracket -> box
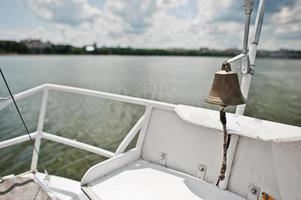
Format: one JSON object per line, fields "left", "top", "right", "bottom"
{"left": 244, "top": 0, "right": 255, "bottom": 14}
{"left": 250, "top": 64, "right": 255, "bottom": 75}
{"left": 247, "top": 184, "right": 260, "bottom": 200}
{"left": 226, "top": 53, "right": 254, "bottom": 75}
{"left": 0, "top": 97, "right": 10, "bottom": 102}
{"left": 43, "top": 169, "right": 50, "bottom": 186}
{"left": 227, "top": 53, "right": 248, "bottom": 64}
{"left": 241, "top": 56, "right": 251, "bottom": 75}
{"left": 196, "top": 163, "right": 207, "bottom": 180}
{"left": 159, "top": 152, "right": 167, "bottom": 166}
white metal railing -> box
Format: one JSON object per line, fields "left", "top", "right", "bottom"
{"left": 0, "top": 84, "right": 175, "bottom": 172}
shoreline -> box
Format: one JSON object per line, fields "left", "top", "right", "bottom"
{"left": 0, "top": 53, "right": 300, "bottom": 59}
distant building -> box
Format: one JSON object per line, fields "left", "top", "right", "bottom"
{"left": 21, "top": 39, "right": 52, "bottom": 50}
{"left": 85, "top": 46, "right": 95, "bottom": 52}
{"left": 85, "top": 43, "right": 97, "bottom": 52}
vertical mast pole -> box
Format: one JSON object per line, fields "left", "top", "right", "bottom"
{"left": 220, "top": 0, "right": 268, "bottom": 189}
{"left": 237, "top": 0, "right": 267, "bottom": 115}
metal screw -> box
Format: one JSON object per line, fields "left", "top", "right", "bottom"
{"left": 250, "top": 188, "right": 257, "bottom": 195}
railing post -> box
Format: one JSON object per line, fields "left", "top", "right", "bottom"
{"left": 115, "top": 115, "right": 145, "bottom": 155}
{"left": 136, "top": 106, "right": 153, "bottom": 153}
{"left": 30, "top": 88, "right": 49, "bottom": 171}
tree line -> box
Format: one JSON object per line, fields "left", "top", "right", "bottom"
{"left": 0, "top": 40, "right": 300, "bottom": 58}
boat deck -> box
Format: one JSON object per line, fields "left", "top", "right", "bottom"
{"left": 83, "top": 159, "right": 244, "bottom": 200}
{"left": 0, "top": 172, "right": 82, "bottom": 200}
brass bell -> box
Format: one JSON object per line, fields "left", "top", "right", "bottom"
{"left": 205, "top": 62, "right": 246, "bottom": 106}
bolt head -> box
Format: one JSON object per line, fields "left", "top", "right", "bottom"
{"left": 199, "top": 165, "right": 206, "bottom": 172}
{"left": 250, "top": 188, "right": 257, "bottom": 194}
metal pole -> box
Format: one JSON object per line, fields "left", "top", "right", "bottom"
{"left": 136, "top": 106, "right": 153, "bottom": 153}
{"left": 31, "top": 89, "right": 48, "bottom": 171}
{"left": 242, "top": 0, "right": 254, "bottom": 54}
{"left": 227, "top": 53, "right": 247, "bottom": 64}
{"left": 237, "top": 0, "right": 267, "bottom": 114}
{"left": 220, "top": 0, "right": 268, "bottom": 189}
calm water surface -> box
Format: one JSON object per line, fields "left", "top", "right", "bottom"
{"left": 0, "top": 55, "right": 300, "bottom": 180}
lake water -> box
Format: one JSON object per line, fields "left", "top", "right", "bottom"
{"left": 0, "top": 55, "right": 300, "bottom": 180}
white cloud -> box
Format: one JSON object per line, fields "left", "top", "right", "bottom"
{"left": 105, "top": 0, "right": 158, "bottom": 34}
{"left": 0, "top": 0, "right": 300, "bottom": 50}
{"left": 26, "top": 0, "right": 102, "bottom": 26}
{"left": 270, "top": 1, "right": 301, "bottom": 33}
{"left": 259, "top": 0, "right": 301, "bottom": 49}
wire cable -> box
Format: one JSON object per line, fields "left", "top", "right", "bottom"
{"left": 0, "top": 68, "right": 46, "bottom": 172}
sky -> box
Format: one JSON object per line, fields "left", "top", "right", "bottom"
{"left": 0, "top": 0, "right": 300, "bottom": 50}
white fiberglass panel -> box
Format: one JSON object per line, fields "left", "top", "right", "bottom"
{"left": 87, "top": 160, "right": 244, "bottom": 200}
{"left": 141, "top": 108, "right": 223, "bottom": 184}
